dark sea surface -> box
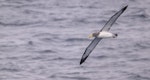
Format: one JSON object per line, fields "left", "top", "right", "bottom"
{"left": 0, "top": 0, "right": 150, "bottom": 80}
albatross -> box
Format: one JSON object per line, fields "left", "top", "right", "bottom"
{"left": 80, "top": 5, "right": 128, "bottom": 65}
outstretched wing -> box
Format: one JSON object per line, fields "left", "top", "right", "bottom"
{"left": 100, "top": 5, "right": 128, "bottom": 31}
{"left": 80, "top": 38, "right": 102, "bottom": 64}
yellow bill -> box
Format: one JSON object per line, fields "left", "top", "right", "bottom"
{"left": 88, "top": 34, "right": 93, "bottom": 38}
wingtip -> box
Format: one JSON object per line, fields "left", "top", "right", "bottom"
{"left": 80, "top": 61, "right": 83, "bottom": 65}
{"left": 123, "top": 5, "right": 128, "bottom": 11}
{"left": 80, "top": 59, "right": 84, "bottom": 65}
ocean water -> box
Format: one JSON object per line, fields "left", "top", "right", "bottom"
{"left": 0, "top": 0, "right": 150, "bottom": 80}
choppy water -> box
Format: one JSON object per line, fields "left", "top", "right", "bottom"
{"left": 0, "top": 0, "right": 150, "bottom": 80}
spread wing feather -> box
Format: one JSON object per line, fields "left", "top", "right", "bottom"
{"left": 100, "top": 5, "right": 128, "bottom": 31}
{"left": 80, "top": 38, "right": 102, "bottom": 64}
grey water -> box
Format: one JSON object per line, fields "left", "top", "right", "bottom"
{"left": 0, "top": 0, "right": 150, "bottom": 80}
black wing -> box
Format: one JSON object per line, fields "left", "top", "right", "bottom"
{"left": 100, "top": 5, "right": 128, "bottom": 31}
{"left": 80, "top": 38, "right": 102, "bottom": 65}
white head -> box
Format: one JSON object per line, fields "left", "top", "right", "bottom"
{"left": 88, "top": 32, "right": 99, "bottom": 38}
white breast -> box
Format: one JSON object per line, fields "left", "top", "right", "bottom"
{"left": 98, "top": 31, "right": 114, "bottom": 38}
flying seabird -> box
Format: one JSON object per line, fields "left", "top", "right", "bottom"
{"left": 80, "top": 5, "right": 128, "bottom": 65}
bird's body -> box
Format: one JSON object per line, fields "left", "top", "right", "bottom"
{"left": 89, "top": 31, "right": 117, "bottom": 38}
{"left": 80, "top": 5, "right": 128, "bottom": 65}
{"left": 98, "top": 31, "right": 117, "bottom": 38}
